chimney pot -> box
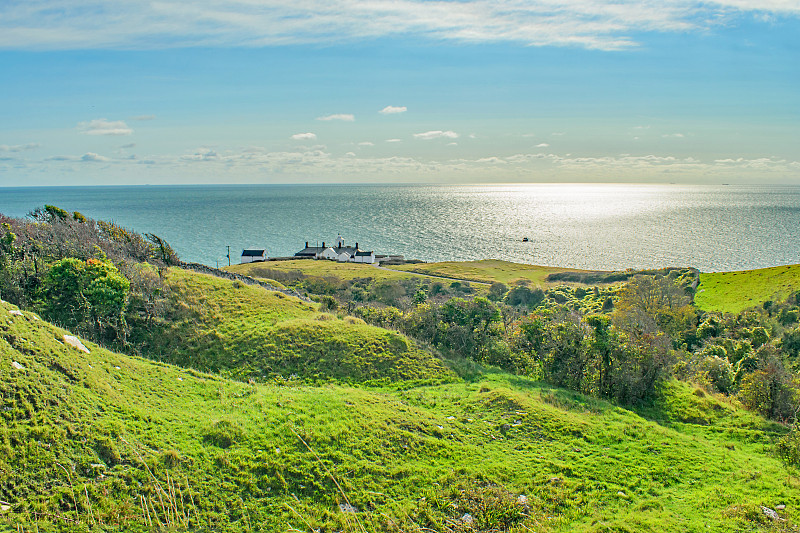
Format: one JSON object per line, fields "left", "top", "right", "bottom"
{"left": 305, "top": 241, "right": 309, "bottom": 248}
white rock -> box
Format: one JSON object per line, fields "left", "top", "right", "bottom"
{"left": 115, "top": 366, "right": 121, "bottom": 370}
{"left": 460, "top": 513, "right": 474, "bottom": 524}
{"left": 777, "top": 504, "right": 786, "bottom": 510}
{"left": 339, "top": 503, "right": 358, "bottom": 514}
{"left": 8, "top": 310, "right": 23, "bottom": 316}
{"left": 517, "top": 494, "right": 528, "bottom": 506}
{"left": 63, "top": 335, "right": 90, "bottom": 354}
{"left": 0, "top": 504, "right": 10, "bottom": 512}
{"left": 761, "top": 506, "right": 780, "bottom": 520}
{"left": 11, "top": 361, "right": 24, "bottom": 370}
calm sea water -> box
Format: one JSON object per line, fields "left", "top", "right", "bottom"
{"left": 1, "top": 184, "right": 798, "bottom": 272}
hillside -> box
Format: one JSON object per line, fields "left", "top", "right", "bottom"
{"left": 2, "top": 297, "right": 798, "bottom": 532}
{"left": 385, "top": 259, "right": 589, "bottom": 286}
{"left": 696, "top": 264, "right": 800, "bottom": 314}
{"left": 229, "top": 259, "right": 420, "bottom": 283}
{"left": 130, "top": 268, "right": 453, "bottom": 386}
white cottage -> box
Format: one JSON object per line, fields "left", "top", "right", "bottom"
{"left": 294, "top": 235, "right": 376, "bottom": 264}
{"left": 353, "top": 250, "right": 376, "bottom": 264}
{"left": 241, "top": 249, "right": 267, "bottom": 263}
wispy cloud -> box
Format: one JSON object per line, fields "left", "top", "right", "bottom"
{"left": 33, "top": 144, "right": 800, "bottom": 183}
{"left": 380, "top": 105, "right": 407, "bottom": 114}
{"left": 662, "top": 133, "right": 685, "bottom": 138}
{"left": 130, "top": 114, "right": 156, "bottom": 121}
{"left": 536, "top": 143, "right": 550, "bottom": 148}
{"left": 413, "top": 130, "right": 459, "bottom": 140}
{"left": 2, "top": 1, "right": 797, "bottom": 51}
{"left": 358, "top": 141, "right": 374, "bottom": 146}
{"left": 0, "top": 143, "right": 40, "bottom": 152}
{"left": 79, "top": 118, "right": 133, "bottom": 136}
{"left": 291, "top": 132, "right": 317, "bottom": 141}
{"left": 317, "top": 113, "right": 355, "bottom": 121}
{"left": 386, "top": 139, "right": 402, "bottom": 143}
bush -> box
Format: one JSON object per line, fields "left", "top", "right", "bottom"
{"left": 505, "top": 285, "right": 544, "bottom": 308}
{"left": 776, "top": 425, "right": 800, "bottom": 466}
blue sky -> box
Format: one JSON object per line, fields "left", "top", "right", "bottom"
{"left": 1, "top": 0, "right": 798, "bottom": 185}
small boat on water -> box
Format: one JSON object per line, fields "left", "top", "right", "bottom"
{"left": 522, "top": 237, "right": 529, "bottom": 242}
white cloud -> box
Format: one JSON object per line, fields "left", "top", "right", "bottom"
{"left": 358, "top": 141, "right": 374, "bottom": 146}
{"left": 181, "top": 148, "right": 220, "bottom": 161}
{"left": 130, "top": 114, "right": 156, "bottom": 121}
{"left": 120, "top": 143, "right": 136, "bottom": 149}
{"left": 291, "top": 132, "right": 317, "bottom": 141}
{"left": 536, "top": 143, "right": 550, "bottom": 148}
{"left": 447, "top": 142, "right": 458, "bottom": 146}
{"left": 317, "top": 114, "right": 355, "bottom": 121}
{"left": 3, "top": 1, "right": 798, "bottom": 52}
{"left": 345, "top": 151, "right": 356, "bottom": 156}
{"left": 380, "top": 105, "right": 407, "bottom": 115}
{"left": 0, "top": 143, "right": 40, "bottom": 152}
{"left": 385, "top": 139, "right": 402, "bottom": 143}
{"left": 81, "top": 152, "right": 110, "bottom": 162}
{"left": 413, "top": 130, "right": 459, "bottom": 140}
{"left": 79, "top": 118, "right": 133, "bottom": 136}
{"left": 662, "top": 133, "right": 685, "bottom": 138}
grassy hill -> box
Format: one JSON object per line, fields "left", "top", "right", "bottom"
{"left": 2, "top": 297, "right": 798, "bottom": 532}
{"left": 386, "top": 260, "right": 592, "bottom": 286}
{"left": 229, "top": 259, "right": 420, "bottom": 282}
{"left": 695, "top": 264, "right": 800, "bottom": 314}
{"left": 130, "top": 268, "right": 452, "bottom": 386}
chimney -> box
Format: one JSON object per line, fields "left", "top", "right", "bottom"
{"left": 355, "top": 242, "right": 359, "bottom": 250}
{"left": 322, "top": 242, "right": 325, "bottom": 248}
{"left": 305, "top": 241, "right": 309, "bottom": 248}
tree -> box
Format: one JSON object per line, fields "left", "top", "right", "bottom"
{"left": 44, "top": 256, "right": 130, "bottom": 342}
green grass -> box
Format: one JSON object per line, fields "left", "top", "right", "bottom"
{"left": 2, "top": 297, "right": 798, "bottom": 532}
{"left": 695, "top": 264, "right": 800, "bottom": 314}
{"left": 386, "top": 259, "right": 592, "bottom": 286}
{"left": 229, "top": 259, "right": 420, "bottom": 282}
{"left": 127, "top": 268, "right": 452, "bottom": 386}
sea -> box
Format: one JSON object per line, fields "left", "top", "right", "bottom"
{"left": 1, "top": 183, "right": 798, "bottom": 272}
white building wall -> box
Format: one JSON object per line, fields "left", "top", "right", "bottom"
{"left": 319, "top": 247, "right": 338, "bottom": 260}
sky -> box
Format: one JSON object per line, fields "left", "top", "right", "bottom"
{"left": 1, "top": 0, "right": 799, "bottom": 186}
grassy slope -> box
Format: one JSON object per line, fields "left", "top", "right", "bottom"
{"left": 386, "top": 260, "right": 591, "bottom": 286}
{"left": 228, "top": 259, "right": 419, "bottom": 282}
{"left": 2, "top": 298, "right": 797, "bottom": 532}
{"left": 696, "top": 264, "right": 800, "bottom": 314}
{"left": 133, "top": 268, "right": 451, "bottom": 386}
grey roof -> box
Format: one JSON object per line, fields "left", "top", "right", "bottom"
{"left": 242, "top": 249, "right": 266, "bottom": 256}
{"left": 355, "top": 250, "right": 374, "bottom": 256}
{"left": 295, "top": 243, "right": 368, "bottom": 257}
{"left": 294, "top": 246, "right": 325, "bottom": 256}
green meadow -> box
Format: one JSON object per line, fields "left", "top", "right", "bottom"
{"left": 2, "top": 296, "right": 797, "bottom": 532}
{"left": 230, "top": 259, "right": 420, "bottom": 282}
{"left": 696, "top": 264, "right": 800, "bottom": 314}
{"left": 386, "top": 260, "right": 591, "bottom": 286}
